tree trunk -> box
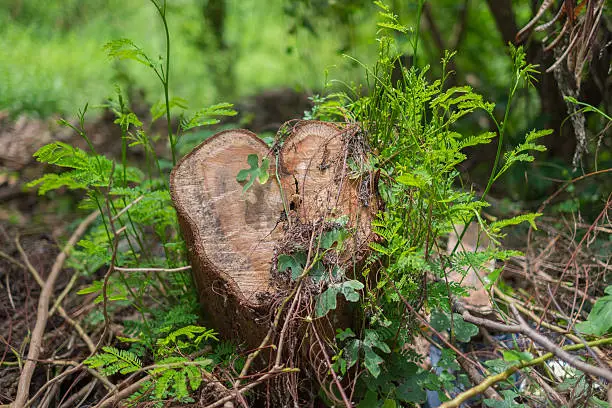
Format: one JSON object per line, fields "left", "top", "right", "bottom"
{"left": 170, "top": 121, "right": 377, "bottom": 349}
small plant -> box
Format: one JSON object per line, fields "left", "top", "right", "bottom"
{"left": 236, "top": 153, "right": 270, "bottom": 193}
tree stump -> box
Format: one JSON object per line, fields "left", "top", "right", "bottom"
{"left": 170, "top": 121, "right": 377, "bottom": 349}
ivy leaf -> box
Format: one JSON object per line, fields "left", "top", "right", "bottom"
{"left": 357, "top": 390, "right": 379, "bottom": 408}
{"left": 396, "top": 372, "right": 427, "bottom": 404}
{"left": 236, "top": 154, "right": 270, "bottom": 193}
{"left": 320, "top": 228, "right": 348, "bottom": 250}
{"left": 430, "top": 308, "right": 450, "bottom": 332}
{"left": 340, "top": 280, "right": 364, "bottom": 302}
{"left": 336, "top": 328, "right": 356, "bottom": 342}
{"left": 345, "top": 339, "right": 361, "bottom": 369}
{"left": 484, "top": 358, "right": 516, "bottom": 374}
{"left": 277, "top": 253, "right": 306, "bottom": 280}
{"left": 452, "top": 313, "right": 478, "bottom": 342}
{"left": 438, "top": 348, "right": 460, "bottom": 371}
{"left": 315, "top": 286, "right": 339, "bottom": 317}
{"left": 364, "top": 329, "right": 390, "bottom": 354}
{"left": 430, "top": 309, "right": 477, "bottom": 342}
{"left": 315, "top": 280, "right": 363, "bottom": 317}
{"left": 309, "top": 261, "right": 327, "bottom": 283}
{"left": 575, "top": 285, "right": 612, "bottom": 336}
{"left": 363, "top": 347, "right": 384, "bottom": 378}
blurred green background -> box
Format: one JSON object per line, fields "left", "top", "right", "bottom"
{"left": 0, "top": 0, "right": 609, "bottom": 204}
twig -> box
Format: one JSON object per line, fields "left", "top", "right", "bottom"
{"left": 203, "top": 367, "right": 299, "bottom": 408}
{"left": 15, "top": 238, "right": 96, "bottom": 354}
{"left": 111, "top": 195, "right": 144, "bottom": 222}
{"left": 23, "top": 360, "right": 115, "bottom": 408}
{"left": 13, "top": 211, "right": 99, "bottom": 408}
{"left": 510, "top": 304, "right": 612, "bottom": 382}
{"left": 503, "top": 289, "right": 607, "bottom": 361}
{"left": 234, "top": 222, "right": 321, "bottom": 389}
{"left": 58, "top": 379, "right": 97, "bottom": 408}
{"left": 113, "top": 265, "right": 191, "bottom": 273}
{"left": 311, "top": 323, "right": 352, "bottom": 408}
{"left": 95, "top": 376, "right": 151, "bottom": 408}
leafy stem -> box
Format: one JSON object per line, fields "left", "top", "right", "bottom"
{"left": 149, "top": 0, "right": 176, "bottom": 164}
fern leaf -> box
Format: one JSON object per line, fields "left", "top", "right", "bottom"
{"left": 154, "top": 369, "right": 176, "bottom": 399}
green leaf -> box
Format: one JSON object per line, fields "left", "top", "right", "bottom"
{"left": 155, "top": 369, "right": 176, "bottom": 399}
{"left": 315, "top": 286, "right": 339, "bottom": 317}
{"left": 357, "top": 390, "right": 379, "bottom": 408}
{"left": 502, "top": 350, "right": 533, "bottom": 363}
{"left": 490, "top": 213, "right": 541, "bottom": 234}
{"left": 320, "top": 228, "right": 348, "bottom": 250}
{"left": 364, "top": 329, "right": 390, "bottom": 354}
{"left": 277, "top": 253, "right": 306, "bottom": 280}
{"left": 430, "top": 308, "right": 450, "bottom": 332}
{"left": 484, "top": 358, "right": 516, "bottom": 374}
{"left": 181, "top": 103, "right": 237, "bottom": 131}
{"left": 363, "top": 347, "right": 384, "bottom": 378}
{"left": 151, "top": 97, "right": 189, "bottom": 122}
{"left": 104, "top": 39, "right": 151, "bottom": 67}
{"left": 336, "top": 328, "right": 356, "bottom": 342}
{"left": 397, "top": 370, "right": 427, "bottom": 403}
{"left": 381, "top": 399, "right": 397, "bottom": 408}
{"left": 396, "top": 169, "right": 431, "bottom": 188}
{"left": 236, "top": 154, "right": 270, "bottom": 193}
{"left": 315, "top": 280, "right": 362, "bottom": 317}
{"left": 340, "top": 280, "right": 364, "bottom": 303}
{"left": 576, "top": 286, "right": 612, "bottom": 336}
{"left": 452, "top": 313, "right": 478, "bottom": 342}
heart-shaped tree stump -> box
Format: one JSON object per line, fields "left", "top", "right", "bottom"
{"left": 170, "top": 121, "right": 377, "bottom": 348}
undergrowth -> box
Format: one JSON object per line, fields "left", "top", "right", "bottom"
{"left": 18, "top": 1, "right": 611, "bottom": 407}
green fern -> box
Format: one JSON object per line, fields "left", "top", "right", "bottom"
{"left": 156, "top": 325, "right": 218, "bottom": 357}
{"left": 26, "top": 142, "right": 143, "bottom": 195}
{"left": 149, "top": 356, "right": 213, "bottom": 401}
{"left": 84, "top": 346, "right": 142, "bottom": 375}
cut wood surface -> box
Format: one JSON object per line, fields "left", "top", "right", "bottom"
{"left": 171, "top": 129, "right": 283, "bottom": 302}
{"left": 170, "top": 121, "right": 376, "bottom": 344}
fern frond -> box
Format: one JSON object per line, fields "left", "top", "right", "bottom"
{"left": 490, "top": 213, "right": 541, "bottom": 234}
{"left": 84, "top": 346, "right": 141, "bottom": 375}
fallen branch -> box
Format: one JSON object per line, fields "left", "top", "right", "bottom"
{"left": 440, "top": 337, "right": 612, "bottom": 408}
{"left": 461, "top": 307, "right": 612, "bottom": 382}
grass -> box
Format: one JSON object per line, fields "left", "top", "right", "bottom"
{"left": 0, "top": 0, "right": 378, "bottom": 119}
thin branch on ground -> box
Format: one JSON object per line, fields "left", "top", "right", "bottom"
{"left": 13, "top": 210, "right": 99, "bottom": 408}
{"left": 461, "top": 307, "right": 612, "bottom": 382}
{"left": 113, "top": 265, "right": 191, "bottom": 273}
{"left": 439, "top": 337, "right": 612, "bottom": 408}
{"left": 14, "top": 237, "right": 96, "bottom": 354}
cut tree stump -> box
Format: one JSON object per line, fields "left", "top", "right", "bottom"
{"left": 170, "top": 121, "right": 377, "bottom": 349}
